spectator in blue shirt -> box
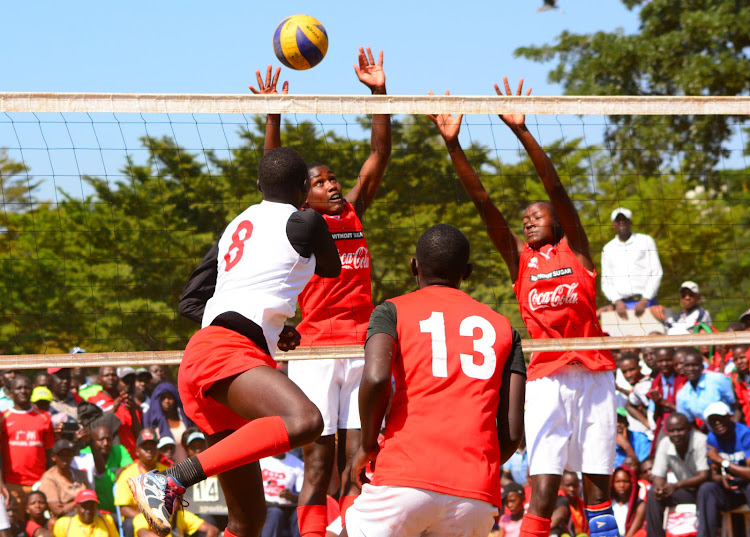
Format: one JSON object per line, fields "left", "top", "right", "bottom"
{"left": 615, "top": 409, "right": 651, "bottom": 469}
{"left": 697, "top": 402, "right": 750, "bottom": 537}
{"left": 676, "top": 348, "right": 735, "bottom": 427}
{"left": 501, "top": 436, "right": 529, "bottom": 486}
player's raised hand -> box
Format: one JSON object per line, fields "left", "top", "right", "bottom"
{"left": 354, "top": 47, "right": 386, "bottom": 95}
{"left": 494, "top": 76, "right": 532, "bottom": 129}
{"left": 249, "top": 65, "right": 289, "bottom": 95}
{"left": 277, "top": 325, "right": 302, "bottom": 352}
{"left": 426, "top": 91, "right": 463, "bottom": 144}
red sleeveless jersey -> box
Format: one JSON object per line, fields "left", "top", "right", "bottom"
{"left": 370, "top": 286, "right": 513, "bottom": 507}
{"left": 513, "top": 239, "right": 614, "bottom": 381}
{"left": 297, "top": 201, "right": 373, "bottom": 346}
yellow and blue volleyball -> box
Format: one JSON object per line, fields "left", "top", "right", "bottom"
{"left": 273, "top": 15, "right": 328, "bottom": 71}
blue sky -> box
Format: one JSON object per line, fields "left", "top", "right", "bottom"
{"left": 2, "top": 1, "right": 640, "bottom": 96}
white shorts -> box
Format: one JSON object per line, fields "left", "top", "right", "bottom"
{"left": 0, "top": 497, "right": 9, "bottom": 531}
{"left": 526, "top": 364, "right": 617, "bottom": 476}
{"left": 287, "top": 357, "right": 363, "bottom": 436}
{"left": 346, "top": 484, "right": 497, "bottom": 537}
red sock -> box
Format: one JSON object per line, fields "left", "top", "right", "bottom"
{"left": 297, "top": 504, "right": 327, "bottom": 537}
{"left": 520, "top": 513, "right": 552, "bottom": 537}
{"left": 223, "top": 529, "right": 241, "bottom": 537}
{"left": 339, "top": 495, "right": 357, "bottom": 526}
{"left": 195, "top": 416, "right": 290, "bottom": 477}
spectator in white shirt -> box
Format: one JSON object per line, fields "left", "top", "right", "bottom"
{"left": 601, "top": 208, "right": 663, "bottom": 319}
{"left": 665, "top": 281, "right": 712, "bottom": 335}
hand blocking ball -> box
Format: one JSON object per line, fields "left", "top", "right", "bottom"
{"left": 273, "top": 15, "right": 328, "bottom": 70}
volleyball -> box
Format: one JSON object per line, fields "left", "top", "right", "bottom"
{"left": 273, "top": 15, "right": 328, "bottom": 71}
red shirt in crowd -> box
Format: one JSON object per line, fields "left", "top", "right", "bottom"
{"left": 0, "top": 407, "right": 55, "bottom": 485}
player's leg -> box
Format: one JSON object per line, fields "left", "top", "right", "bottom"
{"left": 337, "top": 428, "right": 362, "bottom": 524}
{"left": 206, "top": 430, "right": 267, "bottom": 537}
{"left": 131, "top": 366, "right": 323, "bottom": 537}
{"left": 296, "top": 435, "right": 336, "bottom": 537}
{"left": 578, "top": 370, "right": 619, "bottom": 537}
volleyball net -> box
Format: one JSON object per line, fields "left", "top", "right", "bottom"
{"left": 1, "top": 92, "right": 749, "bottom": 367}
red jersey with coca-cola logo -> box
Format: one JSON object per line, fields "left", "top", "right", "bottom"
{"left": 297, "top": 201, "right": 373, "bottom": 346}
{"left": 513, "top": 238, "right": 614, "bottom": 381}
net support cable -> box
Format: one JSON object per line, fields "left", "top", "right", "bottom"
{"left": 2, "top": 332, "right": 749, "bottom": 369}
{"left": 2, "top": 93, "right": 750, "bottom": 115}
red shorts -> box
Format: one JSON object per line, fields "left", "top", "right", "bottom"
{"left": 179, "top": 325, "right": 276, "bottom": 435}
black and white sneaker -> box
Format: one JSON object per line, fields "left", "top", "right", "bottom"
{"left": 128, "top": 471, "right": 186, "bottom": 537}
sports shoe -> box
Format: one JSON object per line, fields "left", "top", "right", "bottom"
{"left": 128, "top": 471, "right": 186, "bottom": 537}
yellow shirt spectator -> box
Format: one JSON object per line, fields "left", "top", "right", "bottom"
{"left": 133, "top": 511, "right": 204, "bottom": 537}
{"left": 114, "top": 461, "right": 169, "bottom": 509}
{"left": 53, "top": 513, "right": 118, "bottom": 537}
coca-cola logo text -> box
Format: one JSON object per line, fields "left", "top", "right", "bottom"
{"left": 528, "top": 283, "right": 579, "bottom": 311}
{"left": 340, "top": 246, "right": 370, "bottom": 270}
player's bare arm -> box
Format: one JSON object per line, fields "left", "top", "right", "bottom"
{"left": 497, "top": 77, "right": 594, "bottom": 272}
{"left": 351, "top": 332, "right": 395, "bottom": 488}
{"left": 345, "top": 47, "right": 392, "bottom": 218}
{"left": 428, "top": 94, "right": 524, "bottom": 281}
{"left": 249, "top": 65, "right": 288, "bottom": 154}
{"left": 497, "top": 330, "right": 526, "bottom": 465}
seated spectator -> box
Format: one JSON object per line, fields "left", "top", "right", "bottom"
{"left": 645, "top": 412, "right": 710, "bottom": 537}
{"left": 38, "top": 439, "right": 91, "bottom": 518}
{"left": 143, "top": 382, "right": 193, "bottom": 464}
{"left": 665, "top": 281, "right": 712, "bottom": 335}
{"left": 52, "top": 490, "right": 118, "bottom": 537}
{"left": 132, "top": 509, "right": 218, "bottom": 537}
{"left": 611, "top": 466, "right": 645, "bottom": 537}
{"left": 501, "top": 437, "right": 529, "bottom": 487}
{"left": 637, "top": 456, "right": 654, "bottom": 502}
{"left": 132, "top": 370, "right": 152, "bottom": 415}
{"left": 615, "top": 409, "right": 651, "bottom": 468}
{"left": 498, "top": 482, "right": 525, "bottom": 537}
{"left": 698, "top": 402, "right": 750, "bottom": 537}
{"left": 30, "top": 388, "right": 53, "bottom": 413}
{"left": 1, "top": 375, "right": 55, "bottom": 506}
{"left": 676, "top": 348, "right": 736, "bottom": 428}
{"left": 114, "top": 429, "right": 167, "bottom": 537}
{"left": 260, "top": 452, "right": 305, "bottom": 537}
{"left": 25, "top": 491, "right": 52, "bottom": 537}
{"left": 72, "top": 425, "right": 132, "bottom": 514}
{"left": 156, "top": 436, "right": 176, "bottom": 467}
{"left": 618, "top": 354, "right": 654, "bottom": 439}
{"left": 730, "top": 344, "right": 750, "bottom": 426}
{"left": 550, "top": 471, "right": 587, "bottom": 537}
{"left": 86, "top": 367, "right": 142, "bottom": 458}
{"left": 182, "top": 429, "right": 207, "bottom": 458}
{"left": 6, "top": 494, "right": 29, "bottom": 537}
{"left": 647, "top": 347, "right": 686, "bottom": 441}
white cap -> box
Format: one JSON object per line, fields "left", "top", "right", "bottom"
{"left": 117, "top": 367, "right": 136, "bottom": 379}
{"left": 679, "top": 281, "right": 700, "bottom": 294}
{"left": 740, "top": 308, "right": 750, "bottom": 321}
{"left": 157, "top": 436, "right": 176, "bottom": 449}
{"left": 611, "top": 207, "right": 633, "bottom": 222}
{"left": 186, "top": 431, "right": 206, "bottom": 445}
{"left": 704, "top": 401, "right": 732, "bottom": 419}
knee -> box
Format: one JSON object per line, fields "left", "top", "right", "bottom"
{"left": 697, "top": 481, "right": 720, "bottom": 503}
{"left": 529, "top": 482, "right": 560, "bottom": 516}
{"left": 283, "top": 407, "right": 324, "bottom": 447}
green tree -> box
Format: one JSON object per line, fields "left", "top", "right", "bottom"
{"left": 515, "top": 0, "right": 750, "bottom": 186}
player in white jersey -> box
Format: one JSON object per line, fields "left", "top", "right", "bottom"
{"left": 129, "top": 147, "right": 341, "bottom": 537}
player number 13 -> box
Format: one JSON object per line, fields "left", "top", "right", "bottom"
{"left": 419, "top": 312, "right": 497, "bottom": 380}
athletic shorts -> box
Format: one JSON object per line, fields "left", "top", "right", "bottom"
{"left": 525, "top": 364, "right": 617, "bottom": 476}
{"left": 287, "top": 357, "right": 363, "bottom": 435}
{"left": 179, "top": 325, "right": 276, "bottom": 435}
{"left": 346, "top": 484, "right": 497, "bottom": 537}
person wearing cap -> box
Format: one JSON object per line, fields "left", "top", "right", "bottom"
{"left": 0, "top": 375, "right": 55, "bottom": 507}
{"left": 31, "top": 387, "right": 54, "bottom": 413}
{"left": 697, "top": 401, "right": 750, "bottom": 537}
{"left": 86, "top": 367, "right": 142, "bottom": 459}
{"left": 499, "top": 482, "right": 525, "bottom": 537}
{"left": 675, "top": 348, "right": 735, "bottom": 428}
{"left": 72, "top": 425, "right": 133, "bottom": 514}
{"left": 181, "top": 429, "right": 207, "bottom": 459}
{"left": 645, "top": 412, "right": 710, "bottom": 537}
{"left": 739, "top": 309, "right": 750, "bottom": 331}
{"left": 52, "top": 489, "right": 118, "bottom": 537}
{"left": 114, "top": 429, "right": 168, "bottom": 537}
{"left": 601, "top": 207, "right": 663, "bottom": 320}
{"left": 664, "top": 281, "right": 712, "bottom": 336}
{"left": 156, "top": 436, "right": 176, "bottom": 466}
{"left": 38, "top": 439, "right": 91, "bottom": 518}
